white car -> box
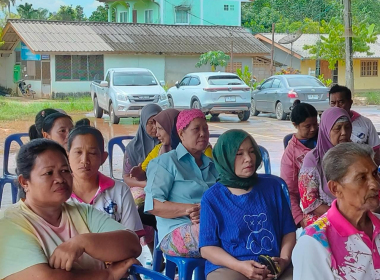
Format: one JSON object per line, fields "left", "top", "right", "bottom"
{"left": 167, "top": 72, "right": 252, "bottom": 121}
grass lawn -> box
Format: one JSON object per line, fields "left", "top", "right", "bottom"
{"left": 0, "top": 96, "right": 93, "bottom": 121}
{"left": 355, "top": 92, "right": 380, "bottom": 105}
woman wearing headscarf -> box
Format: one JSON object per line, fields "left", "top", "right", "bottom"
{"left": 199, "top": 129, "right": 296, "bottom": 280}
{"left": 299, "top": 107, "right": 352, "bottom": 227}
{"left": 144, "top": 109, "right": 218, "bottom": 258}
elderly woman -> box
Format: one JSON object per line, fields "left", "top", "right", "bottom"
{"left": 281, "top": 103, "right": 318, "bottom": 228}
{"left": 293, "top": 142, "right": 380, "bottom": 280}
{"left": 200, "top": 129, "right": 296, "bottom": 280}
{"left": 299, "top": 107, "right": 352, "bottom": 226}
{"left": 0, "top": 139, "right": 141, "bottom": 280}
{"left": 144, "top": 109, "right": 218, "bottom": 257}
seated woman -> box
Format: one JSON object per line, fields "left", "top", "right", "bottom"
{"left": 293, "top": 142, "right": 380, "bottom": 280}
{"left": 200, "top": 129, "right": 296, "bottom": 280}
{"left": 144, "top": 109, "right": 219, "bottom": 257}
{"left": 299, "top": 107, "right": 352, "bottom": 226}
{"left": 29, "top": 108, "right": 60, "bottom": 140}
{"left": 281, "top": 103, "right": 318, "bottom": 228}
{"left": 0, "top": 139, "right": 141, "bottom": 280}
{"left": 67, "top": 125, "right": 144, "bottom": 238}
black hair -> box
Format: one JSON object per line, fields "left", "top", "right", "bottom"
{"left": 170, "top": 116, "right": 181, "bottom": 149}
{"left": 42, "top": 112, "right": 73, "bottom": 134}
{"left": 75, "top": 118, "right": 91, "bottom": 128}
{"left": 29, "top": 108, "right": 58, "bottom": 140}
{"left": 16, "top": 138, "right": 68, "bottom": 179}
{"left": 329, "top": 84, "right": 352, "bottom": 101}
{"left": 290, "top": 103, "right": 318, "bottom": 125}
{"left": 67, "top": 125, "right": 104, "bottom": 152}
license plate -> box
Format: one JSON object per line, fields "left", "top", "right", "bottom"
{"left": 225, "top": 96, "right": 236, "bottom": 102}
{"left": 140, "top": 96, "right": 149, "bottom": 99}
{"left": 308, "top": 95, "right": 319, "bottom": 100}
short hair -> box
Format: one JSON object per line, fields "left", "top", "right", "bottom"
{"left": 67, "top": 125, "right": 104, "bottom": 152}
{"left": 322, "top": 142, "right": 374, "bottom": 182}
{"left": 17, "top": 139, "right": 68, "bottom": 180}
{"left": 290, "top": 103, "right": 318, "bottom": 125}
{"left": 329, "top": 84, "right": 352, "bottom": 101}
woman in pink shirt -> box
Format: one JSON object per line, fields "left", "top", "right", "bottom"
{"left": 280, "top": 103, "right": 318, "bottom": 228}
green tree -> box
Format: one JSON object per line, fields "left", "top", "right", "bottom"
{"left": 75, "top": 5, "right": 86, "bottom": 21}
{"left": 304, "top": 17, "right": 377, "bottom": 69}
{"left": 34, "top": 8, "right": 49, "bottom": 20}
{"left": 89, "top": 5, "right": 108, "bottom": 22}
{"left": 48, "top": 5, "right": 85, "bottom": 21}
{"left": 17, "top": 3, "right": 36, "bottom": 19}
{"left": 0, "top": 0, "right": 16, "bottom": 13}
{"left": 195, "top": 51, "right": 230, "bottom": 71}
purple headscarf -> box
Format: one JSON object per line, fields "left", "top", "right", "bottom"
{"left": 302, "top": 107, "right": 352, "bottom": 198}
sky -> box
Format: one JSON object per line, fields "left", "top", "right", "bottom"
{"left": 10, "top": 0, "right": 102, "bottom": 16}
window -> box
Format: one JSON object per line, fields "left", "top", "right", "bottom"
{"left": 113, "top": 71, "right": 157, "bottom": 86}
{"left": 230, "top": 5, "right": 235, "bottom": 11}
{"left": 145, "top": 10, "right": 153, "bottom": 23}
{"left": 21, "top": 60, "right": 41, "bottom": 80}
{"left": 261, "top": 79, "right": 273, "bottom": 89}
{"left": 224, "top": 5, "right": 229, "bottom": 11}
{"left": 175, "top": 9, "right": 189, "bottom": 24}
{"left": 55, "top": 55, "right": 104, "bottom": 81}
{"left": 119, "top": 11, "right": 128, "bottom": 23}
{"left": 271, "top": 79, "right": 281, "bottom": 88}
{"left": 208, "top": 75, "right": 244, "bottom": 85}
{"left": 286, "top": 77, "right": 324, "bottom": 87}
{"left": 361, "top": 61, "right": 378, "bottom": 77}
{"left": 179, "top": 77, "right": 191, "bottom": 86}
{"left": 189, "top": 77, "right": 200, "bottom": 86}
{"left": 225, "top": 62, "right": 242, "bottom": 73}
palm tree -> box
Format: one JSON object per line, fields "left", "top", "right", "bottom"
{"left": 17, "top": 3, "right": 36, "bottom": 19}
{"left": 0, "top": 0, "right": 16, "bottom": 13}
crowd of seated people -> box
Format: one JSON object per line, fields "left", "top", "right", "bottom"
{"left": 1, "top": 83, "right": 380, "bottom": 280}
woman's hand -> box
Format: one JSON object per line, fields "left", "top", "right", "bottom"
{"left": 107, "top": 258, "right": 141, "bottom": 280}
{"left": 237, "top": 260, "right": 274, "bottom": 280}
{"left": 186, "top": 204, "right": 200, "bottom": 224}
{"left": 49, "top": 235, "right": 85, "bottom": 271}
{"left": 272, "top": 256, "right": 291, "bottom": 277}
{"left": 130, "top": 164, "right": 145, "bottom": 181}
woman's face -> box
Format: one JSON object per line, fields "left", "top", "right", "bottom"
{"left": 179, "top": 118, "right": 209, "bottom": 153}
{"left": 336, "top": 156, "right": 380, "bottom": 212}
{"left": 20, "top": 149, "right": 73, "bottom": 206}
{"left": 156, "top": 121, "right": 170, "bottom": 145}
{"left": 68, "top": 134, "right": 107, "bottom": 180}
{"left": 329, "top": 120, "right": 352, "bottom": 146}
{"left": 146, "top": 116, "right": 157, "bottom": 138}
{"left": 45, "top": 117, "right": 73, "bottom": 150}
{"left": 234, "top": 137, "right": 256, "bottom": 178}
{"left": 294, "top": 116, "right": 318, "bottom": 139}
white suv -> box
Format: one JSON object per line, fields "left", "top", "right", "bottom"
{"left": 167, "top": 72, "right": 251, "bottom": 121}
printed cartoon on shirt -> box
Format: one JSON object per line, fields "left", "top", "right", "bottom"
{"left": 244, "top": 213, "right": 274, "bottom": 254}
{"left": 103, "top": 199, "right": 121, "bottom": 222}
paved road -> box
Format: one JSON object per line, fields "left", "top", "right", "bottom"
{"left": 1, "top": 105, "right": 380, "bottom": 210}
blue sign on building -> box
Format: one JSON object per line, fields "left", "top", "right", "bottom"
{"left": 21, "top": 42, "right": 41, "bottom": 61}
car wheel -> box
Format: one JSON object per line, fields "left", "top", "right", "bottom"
{"left": 238, "top": 110, "right": 250, "bottom": 121}
{"left": 211, "top": 113, "right": 220, "bottom": 117}
{"left": 168, "top": 96, "right": 174, "bottom": 108}
{"left": 250, "top": 99, "right": 260, "bottom": 116}
{"left": 93, "top": 96, "right": 103, "bottom": 118}
{"left": 191, "top": 100, "right": 201, "bottom": 109}
{"left": 109, "top": 103, "right": 120, "bottom": 124}
{"left": 275, "top": 102, "right": 287, "bottom": 120}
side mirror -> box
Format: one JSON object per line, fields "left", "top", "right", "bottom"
{"left": 160, "top": 80, "right": 166, "bottom": 86}
{"left": 256, "top": 85, "right": 261, "bottom": 90}
{"left": 100, "top": 81, "right": 109, "bottom": 87}
{"left": 175, "top": 81, "right": 179, "bottom": 88}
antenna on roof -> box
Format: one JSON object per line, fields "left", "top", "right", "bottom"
{"left": 278, "top": 29, "right": 302, "bottom": 68}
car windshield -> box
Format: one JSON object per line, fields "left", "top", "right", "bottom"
{"left": 113, "top": 71, "right": 158, "bottom": 86}
{"left": 286, "top": 77, "right": 324, "bottom": 87}
{"left": 208, "top": 75, "right": 244, "bottom": 85}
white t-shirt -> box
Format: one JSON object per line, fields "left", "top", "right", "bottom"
{"left": 70, "top": 172, "right": 144, "bottom": 237}
{"left": 351, "top": 111, "right": 380, "bottom": 149}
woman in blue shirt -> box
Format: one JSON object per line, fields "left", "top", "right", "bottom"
{"left": 144, "top": 109, "right": 218, "bottom": 258}
{"left": 199, "top": 129, "right": 296, "bottom": 280}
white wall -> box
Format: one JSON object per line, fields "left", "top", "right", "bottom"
{"left": 0, "top": 53, "right": 17, "bottom": 93}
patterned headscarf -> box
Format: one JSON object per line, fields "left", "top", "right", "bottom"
{"left": 176, "top": 109, "right": 206, "bottom": 131}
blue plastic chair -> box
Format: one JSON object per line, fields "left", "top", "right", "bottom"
{"left": 283, "top": 133, "right": 293, "bottom": 149}
{"left": 165, "top": 255, "right": 206, "bottom": 280}
{"left": 258, "top": 145, "right": 271, "bottom": 174}
{"left": 258, "top": 174, "right": 291, "bottom": 207}
{"left": 0, "top": 133, "right": 28, "bottom": 207}
{"left": 108, "top": 136, "right": 134, "bottom": 180}
{"left": 128, "top": 264, "right": 171, "bottom": 280}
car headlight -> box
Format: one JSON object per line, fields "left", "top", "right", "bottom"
{"left": 159, "top": 93, "right": 167, "bottom": 101}
{"left": 116, "top": 93, "right": 127, "bottom": 101}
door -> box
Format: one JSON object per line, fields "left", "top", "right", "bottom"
{"left": 187, "top": 76, "right": 201, "bottom": 106}
{"left": 320, "top": 60, "right": 332, "bottom": 80}
{"left": 255, "top": 78, "right": 273, "bottom": 111}
{"left": 133, "top": 10, "right": 137, "bottom": 23}
{"left": 98, "top": 71, "right": 109, "bottom": 108}
{"left": 174, "top": 76, "right": 191, "bottom": 108}
{"left": 41, "top": 61, "right": 51, "bottom": 97}
{"left": 267, "top": 78, "right": 282, "bottom": 111}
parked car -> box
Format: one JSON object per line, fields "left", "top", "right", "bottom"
{"left": 251, "top": 74, "right": 329, "bottom": 120}
{"left": 167, "top": 72, "right": 251, "bottom": 121}
{"left": 90, "top": 68, "right": 169, "bottom": 124}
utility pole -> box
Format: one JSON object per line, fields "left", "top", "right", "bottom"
{"left": 343, "top": 0, "right": 354, "bottom": 92}
{"left": 270, "top": 23, "right": 275, "bottom": 75}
